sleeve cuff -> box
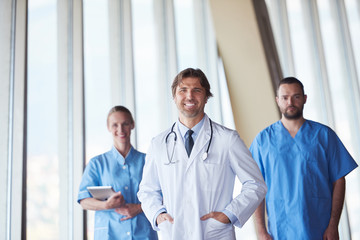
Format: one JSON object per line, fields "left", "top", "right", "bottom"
{"left": 222, "top": 209, "right": 238, "bottom": 224}
{"left": 153, "top": 208, "right": 167, "bottom": 231}
{"left": 77, "top": 190, "right": 92, "bottom": 204}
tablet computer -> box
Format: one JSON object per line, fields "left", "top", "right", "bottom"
{"left": 87, "top": 186, "right": 116, "bottom": 201}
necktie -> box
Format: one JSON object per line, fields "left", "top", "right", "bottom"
{"left": 185, "top": 130, "right": 194, "bottom": 157}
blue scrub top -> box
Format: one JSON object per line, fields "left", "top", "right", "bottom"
{"left": 78, "top": 146, "right": 158, "bottom": 240}
{"left": 250, "top": 120, "right": 358, "bottom": 240}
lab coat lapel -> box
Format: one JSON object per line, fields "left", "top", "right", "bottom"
{"left": 186, "top": 116, "right": 211, "bottom": 171}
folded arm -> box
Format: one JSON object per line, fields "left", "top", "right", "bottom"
{"left": 80, "top": 191, "right": 125, "bottom": 211}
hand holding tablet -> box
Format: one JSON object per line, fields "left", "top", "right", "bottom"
{"left": 87, "top": 186, "right": 116, "bottom": 201}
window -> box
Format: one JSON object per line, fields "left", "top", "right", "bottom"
{"left": 27, "top": 0, "right": 60, "bottom": 238}
{"left": 4, "top": 0, "right": 265, "bottom": 239}
{"left": 266, "top": 0, "right": 360, "bottom": 238}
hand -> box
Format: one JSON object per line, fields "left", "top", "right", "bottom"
{"left": 200, "top": 212, "right": 230, "bottom": 224}
{"left": 156, "top": 212, "right": 174, "bottom": 225}
{"left": 323, "top": 226, "right": 339, "bottom": 240}
{"left": 115, "top": 203, "right": 142, "bottom": 221}
{"left": 105, "top": 191, "right": 125, "bottom": 209}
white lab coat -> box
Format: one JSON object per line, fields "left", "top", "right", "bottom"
{"left": 138, "top": 115, "right": 267, "bottom": 240}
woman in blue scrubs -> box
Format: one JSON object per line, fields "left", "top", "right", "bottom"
{"left": 77, "top": 106, "right": 158, "bottom": 240}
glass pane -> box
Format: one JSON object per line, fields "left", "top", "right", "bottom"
{"left": 83, "top": 0, "right": 112, "bottom": 161}
{"left": 317, "top": 0, "right": 351, "bottom": 144}
{"left": 132, "top": 0, "right": 165, "bottom": 152}
{"left": 83, "top": 1, "right": 112, "bottom": 239}
{"left": 27, "top": 0, "right": 59, "bottom": 239}
{"left": 317, "top": 0, "right": 360, "bottom": 238}
{"left": 286, "top": 0, "right": 327, "bottom": 123}
{"left": 345, "top": 0, "right": 360, "bottom": 87}
{"left": 265, "top": 0, "right": 294, "bottom": 76}
{"left": 173, "top": 0, "right": 198, "bottom": 70}
{"left": 344, "top": 2, "right": 360, "bottom": 237}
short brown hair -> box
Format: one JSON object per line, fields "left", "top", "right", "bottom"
{"left": 171, "top": 68, "right": 213, "bottom": 99}
{"left": 277, "top": 77, "right": 305, "bottom": 96}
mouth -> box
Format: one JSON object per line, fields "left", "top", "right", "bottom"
{"left": 286, "top": 106, "right": 297, "bottom": 111}
{"left": 185, "top": 103, "right": 195, "bottom": 107}
{"left": 183, "top": 102, "right": 196, "bottom": 110}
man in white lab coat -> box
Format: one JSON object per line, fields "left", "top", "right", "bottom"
{"left": 138, "top": 68, "right": 267, "bottom": 240}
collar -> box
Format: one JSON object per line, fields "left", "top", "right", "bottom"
{"left": 111, "top": 145, "right": 134, "bottom": 165}
{"left": 177, "top": 114, "right": 206, "bottom": 143}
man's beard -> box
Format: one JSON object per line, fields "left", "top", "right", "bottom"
{"left": 282, "top": 106, "right": 303, "bottom": 120}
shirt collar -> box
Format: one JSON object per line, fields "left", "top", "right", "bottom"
{"left": 177, "top": 114, "right": 206, "bottom": 143}
{"left": 111, "top": 145, "right": 134, "bottom": 165}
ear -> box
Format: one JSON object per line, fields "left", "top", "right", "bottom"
{"left": 131, "top": 122, "right": 135, "bottom": 130}
{"left": 107, "top": 122, "right": 112, "bottom": 132}
{"left": 106, "top": 120, "right": 110, "bottom": 132}
{"left": 304, "top": 94, "right": 307, "bottom": 104}
{"left": 275, "top": 96, "right": 280, "bottom": 106}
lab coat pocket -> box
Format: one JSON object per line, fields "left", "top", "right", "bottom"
{"left": 204, "top": 218, "right": 235, "bottom": 240}
{"left": 200, "top": 162, "right": 224, "bottom": 192}
{"left": 158, "top": 220, "right": 172, "bottom": 239}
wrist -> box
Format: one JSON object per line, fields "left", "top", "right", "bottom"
{"left": 136, "top": 204, "right": 142, "bottom": 214}
{"left": 256, "top": 226, "right": 269, "bottom": 235}
{"left": 103, "top": 201, "right": 109, "bottom": 210}
{"left": 327, "top": 219, "right": 339, "bottom": 229}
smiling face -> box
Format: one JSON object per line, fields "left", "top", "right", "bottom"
{"left": 173, "top": 77, "right": 207, "bottom": 124}
{"left": 276, "top": 83, "right": 307, "bottom": 120}
{"left": 107, "top": 111, "right": 134, "bottom": 147}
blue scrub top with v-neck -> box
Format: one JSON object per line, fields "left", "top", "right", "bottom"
{"left": 250, "top": 120, "right": 357, "bottom": 240}
{"left": 77, "top": 146, "right": 158, "bottom": 240}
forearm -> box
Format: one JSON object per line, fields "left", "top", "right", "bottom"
{"left": 80, "top": 198, "right": 108, "bottom": 211}
{"left": 138, "top": 152, "right": 165, "bottom": 227}
{"left": 115, "top": 203, "right": 143, "bottom": 220}
{"left": 254, "top": 200, "right": 268, "bottom": 235}
{"left": 227, "top": 134, "right": 267, "bottom": 226}
{"left": 328, "top": 177, "right": 346, "bottom": 228}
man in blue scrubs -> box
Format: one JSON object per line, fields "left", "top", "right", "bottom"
{"left": 78, "top": 106, "right": 157, "bottom": 240}
{"left": 250, "top": 77, "right": 358, "bottom": 240}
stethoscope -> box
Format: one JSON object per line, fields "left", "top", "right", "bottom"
{"left": 164, "top": 119, "right": 213, "bottom": 165}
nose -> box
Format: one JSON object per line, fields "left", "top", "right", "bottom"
{"left": 186, "top": 90, "right": 193, "bottom": 99}
{"left": 287, "top": 97, "right": 293, "bottom": 105}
